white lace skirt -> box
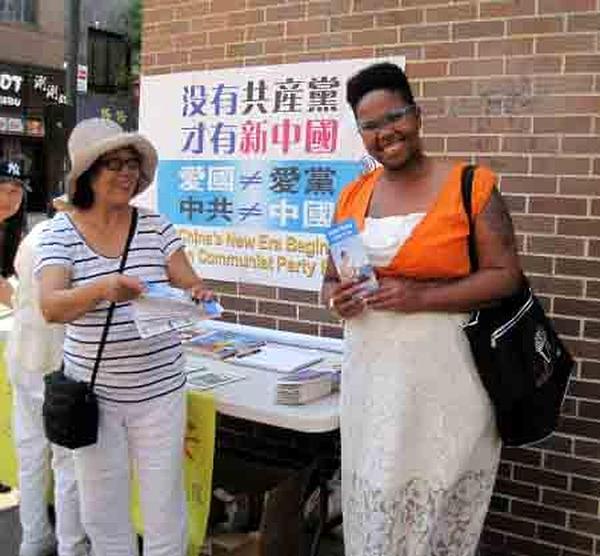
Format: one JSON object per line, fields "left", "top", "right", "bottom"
{"left": 341, "top": 310, "right": 501, "bottom": 556}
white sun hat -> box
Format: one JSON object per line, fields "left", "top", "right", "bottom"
{"left": 66, "top": 118, "right": 158, "bottom": 198}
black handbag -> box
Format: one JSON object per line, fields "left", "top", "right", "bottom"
{"left": 42, "top": 208, "right": 138, "bottom": 449}
{"left": 460, "top": 166, "right": 575, "bottom": 447}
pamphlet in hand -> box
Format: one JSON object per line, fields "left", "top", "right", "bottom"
{"left": 131, "top": 283, "right": 223, "bottom": 339}
{"left": 325, "top": 219, "right": 378, "bottom": 292}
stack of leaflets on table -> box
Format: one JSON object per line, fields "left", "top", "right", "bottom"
{"left": 276, "top": 368, "right": 334, "bottom": 405}
{"left": 131, "top": 283, "right": 223, "bottom": 339}
{"left": 325, "top": 218, "right": 378, "bottom": 293}
{"left": 306, "top": 355, "right": 342, "bottom": 392}
{"left": 186, "top": 329, "right": 265, "bottom": 360}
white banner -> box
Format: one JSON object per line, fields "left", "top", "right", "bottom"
{"left": 139, "top": 57, "right": 404, "bottom": 290}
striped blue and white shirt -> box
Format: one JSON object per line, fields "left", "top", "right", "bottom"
{"left": 35, "top": 208, "right": 186, "bottom": 403}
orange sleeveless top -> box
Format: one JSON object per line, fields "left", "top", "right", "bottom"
{"left": 334, "top": 163, "right": 497, "bottom": 279}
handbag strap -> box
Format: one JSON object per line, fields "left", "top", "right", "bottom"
{"left": 460, "top": 164, "right": 479, "bottom": 273}
{"left": 89, "top": 208, "right": 138, "bottom": 391}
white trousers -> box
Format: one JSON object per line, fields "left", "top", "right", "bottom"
{"left": 73, "top": 388, "right": 187, "bottom": 556}
{"left": 10, "top": 368, "right": 89, "bottom": 556}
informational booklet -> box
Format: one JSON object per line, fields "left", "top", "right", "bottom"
{"left": 186, "top": 368, "right": 246, "bottom": 390}
{"left": 131, "top": 283, "right": 223, "bottom": 338}
{"left": 185, "top": 329, "right": 265, "bottom": 360}
{"left": 233, "top": 343, "right": 323, "bottom": 374}
{"left": 325, "top": 218, "right": 378, "bottom": 292}
{"left": 276, "top": 368, "right": 334, "bottom": 405}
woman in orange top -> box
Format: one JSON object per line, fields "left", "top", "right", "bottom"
{"left": 322, "top": 63, "right": 522, "bottom": 556}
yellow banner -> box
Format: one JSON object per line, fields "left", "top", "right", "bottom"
{"left": 0, "top": 347, "right": 18, "bottom": 488}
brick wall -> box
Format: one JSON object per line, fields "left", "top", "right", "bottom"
{"left": 142, "top": 1, "right": 600, "bottom": 554}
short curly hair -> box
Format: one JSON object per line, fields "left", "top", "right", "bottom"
{"left": 346, "top": 62, "right": 415, "bottom": 113}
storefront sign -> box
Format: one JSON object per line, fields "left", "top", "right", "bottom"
{"left": 77, "top": 64, "right": 88, "bottom": 94}
{"left": 0, "top": 64, "right": 67, "bottom": 111}
{"left": 139, "top": 57, "right": 404, "bottom": 290}
{"left": 78, "top": 93, "right": 133, "bottom": 130}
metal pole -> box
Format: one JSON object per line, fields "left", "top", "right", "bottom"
{"left": 65, "top": 0, "right": 81, "bottom": 120}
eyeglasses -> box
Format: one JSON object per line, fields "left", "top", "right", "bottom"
{"left": 99, "top": 157, "right": 141, "bottom": 172}
{"left": 357, "top": 104, "right": 418, "bottom": 133}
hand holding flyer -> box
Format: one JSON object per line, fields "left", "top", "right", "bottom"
{"left": 131, "top": 282, "right": 223, "bottom": 338}
{"left": 325, "top": 219, "right": 378, "bottom": 292}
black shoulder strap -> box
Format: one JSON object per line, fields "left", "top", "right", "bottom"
{"left": 460, "top": 164, "right": 478, "bottom": 273}
{"left": 89, "top": 208, "right": 138, "bottom": 390}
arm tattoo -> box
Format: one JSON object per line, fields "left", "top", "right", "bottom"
{"left": 480, "top": 188, "right": 517, "bottom": 249}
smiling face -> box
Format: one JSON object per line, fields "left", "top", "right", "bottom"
{"left": 91, "top": 147, "right": 141, "bottom": 208}
{"left": 0, "top": 180, "right": 24, "bottom": 222}
{"left": 355, "top": 89, "right": 422, "bottom": 172}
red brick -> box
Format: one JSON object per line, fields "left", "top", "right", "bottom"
{"left": 481, "top": 0, "right": 536, "bottom": 18}
{"left": 307, "top": 0, "right": 352, "bottom": 17}
{"left": 535, "top": 116, "right": 593, "bottom": 134}
{"left": 422, "top": 136, "right": 444, "bottom": 153}
{"left": 534, "top": 76, "right": 594, "bottom": 95}
{"left": 556, "top": 258, "right": 600, "bottom": 279}
{"left": 568, "top": 13, "right": 600, "bottom": 32}
{"left": 570, "top": 514, "right": 600, "bottom": 537}
{"left": 546, "top": 453, "right": 600, "bottom": 478}
{"left": 533, "top": 157, "right": 590, "bottom": 176}
{"left": 277, "top": 319, "right": 319, "bottom": 336}
{"left": 209, "top": 28, "right": 245, "bottom": 45}
{"left": 402, "top": 24, "right": 450, "bottom": 43}
{"left": 551, "top": 316, "right": 582, "bottom": 337}
{"left": 521, "top": 254, "right": 554, "bottom": 274}
{"left": 155, "top": 51, "right": 189, "bottom": 66}
{"left": 479, "top": 38, "right": 533, "bottom": 57}
{"left": 354, "top": 0, "right": 397, "bottom": 10}
{"left": 501, "top": 193, "right": 527, "bottom": 212}
{"left": 565, "top": 339, "right": 600, "bottom": 359}
{"left": 265, "top": 4, "right": 305, "bottom": 22}
{"left": 504, "top": 536, "right": 559, "bottom": 556}
{"left": 286, "top": 18, "right": 328, "bottom": 36}
{"left": 508, "top": 15, "right": 563, "bottom": 35}
{"left": 501, "top": 446, "right": 541, "bottom": 465}
{"left": 539, "top": 0, "right": 596, "bottom": 13}
{"left": 450, "top": 58, "right": 503, "bottom": 77}
{"left": 565, "top": 55, "right": 600, "bottom": 73}
{"left": 562, "top": 136, "right": 600, "bottom": 155}
{"left": 454, "top": 20, "right": 505, "bottom": 40}
{"left": 425, "top": 3, "right": 476, "bottom": 22}
{"left": 330, "top": 13, "right": 374, "bottom": 31}
{"left": 423, "top": 79, "right": 473, "bottom": 97}
{"left": 189, "top": 46, "right": 226, "bottom": 64}
{"left": 278, "top": 288, "right": 319, "bottom": 305}
{"left": 245, "top": 23, "right": 283, "bottom": 40}
{"left": 495, "top": 478, "right": 540, "bottom": 501}
{"left": 559, "top": 177, "right": 600, "bottom": 195}
{"left": 485, "top": 512, "right": 536, "bottom": 537}
{"left": 507, "top": 55, "right": 562, "bottom": 75}
{"left": 594, "top": 159, "right": 600, "bottom": 176}
{"left": 265, "top": 37, "right": 305, "bottom": 54}
{"left": 591, "top": 240, "right": 600, "bottom": 258}
{"left": 424, "top": 41, "right": 475, "bottom": 60}
{"left": 501, "top": 176, "right": 557, "bottom": 194}
{"left": 227, "top": 42, "right": 264, "bottom": 58}
{"left": 558, "top": 218, "right": 600, "bottom": 238}
{"left": 376, "top": 45, "right": 423, "bottom": 60}
{"left": 422, "top": 116, "right": 472, "bottom": 134}
{"left": 530, "top": 196, "right": 588, "bottom": 216}
{"left": 238, "top": 313, "right": 276, "bottom": 330}
{"left": 503, "top": 135, "right": 559, "bottom": 154}
{"left": 238, "top": 283, "right": 276, "bottom": 299}
{"left": 351, "top": 28, "right": 397, "bottom": 47}
{"left": 477, "top": 156, "right": 529, "bottom": 174}
{"left": 579, "top": 400, "right": 600, "bottom": 419}
{"left": 475, "top": 76, "right": 531, "bottom": 97}
{"left": 513, "top": 465, "right": 568, "bottom": 489}
{"left": 512, "top": 501, "right": 566, "bottom": 526}
{"left": 227, "top": 9, "right": 265, "bottom": 27}
{"left": 537, "top": 34, "right": 596, "bottom": 55}
{"left": 320, "top": 324, "right": 343, "bottom": 339}
{"left": 581, "top": 360, "right": 600, "bottom": 380}
{"left": 374, "top": 8, "right": 422, "bottom": 27}
{"left": 554, "top": 298, "right": 600, "bottom": 320}
{"left": 210, "top": 0, "right": 246, "bottom": 12}
{"left": 405, "top": 61, "right": 447, "bottom": 78}
{"left": 531, "top": 433, "right": 574, "bottom": 453}
{"left": 144, "top": 7, "right": 175, "bottom": 25}
{"left": 539, "top": 525, "right": 593, "bottom": 553}
{"left": 528, "top": 236, "right": 585, "bottom": 257}
{"left": 307, "top": 32, "right": 351, "bottom": 50}
{"left": 447, "top": 136, "right": 499, "bottom": 153}
{"left": 584, "top": 320, "right": 600, "bottom": 339}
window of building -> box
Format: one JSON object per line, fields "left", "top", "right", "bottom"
{"left": 88, "top": 28, "right": 131, "bottom": 93}
{"left": 0, "top": 0, "right": 36, "bottom": 24}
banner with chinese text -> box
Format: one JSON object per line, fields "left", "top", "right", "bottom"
{"left": 139, "top": 57, "right": 404, "bottom": 290}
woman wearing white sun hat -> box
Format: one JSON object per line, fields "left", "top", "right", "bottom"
{"left": 7, "top": 193, "right": 90, "bottom": 556}
{"left": 36, "top": 118, "right": 213, "bottom": 556}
